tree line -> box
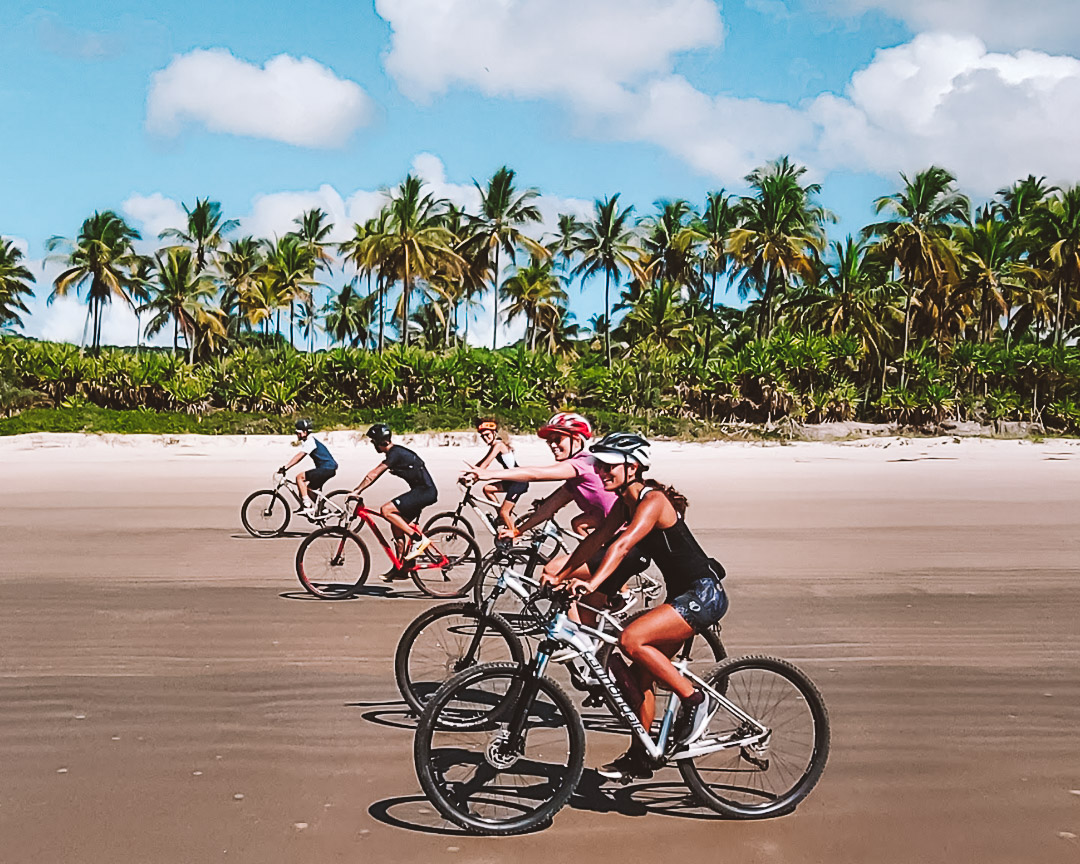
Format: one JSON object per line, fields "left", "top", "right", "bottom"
{"left": 1, "top": 158, "right": 1078, "bottom": 433}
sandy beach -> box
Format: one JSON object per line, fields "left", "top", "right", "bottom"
{"left": 1, "top": 432, "right": 1078, "bottom": 863}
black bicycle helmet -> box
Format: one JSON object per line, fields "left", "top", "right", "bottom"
{"left": 366, "top": 423, "right": 392, "bottom": 444}
{"left": 589, "top": 432, "right": 652, "bottom": 469}
{"left": 295, "top": 418, "right": 313, "bottom": 433}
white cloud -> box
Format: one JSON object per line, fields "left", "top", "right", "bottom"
{"left": 122, "top": 193, "right": 187, "bottom": 241}
{"left": 377, "top": 0, "right": 723, "bottom": 108}
{"left": 824, "top": 0, "right": 1080, "bottom": 54}
{"left": 809, "top": 33, "right": 1080, "bottom": 193}
{"left": 146, "top": 49, "right": 375, "bottom": 148}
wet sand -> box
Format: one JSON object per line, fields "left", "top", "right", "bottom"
{"left": 1, "top": 433, "right": 1078, "bottom": 863}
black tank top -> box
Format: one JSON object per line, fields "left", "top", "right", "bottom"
{"left": 633, "top": 487, "right": 717, "bottom": 597}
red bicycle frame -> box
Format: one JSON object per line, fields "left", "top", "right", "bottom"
{"left": 349, "top": 503, "right": 449, "bottom": 572}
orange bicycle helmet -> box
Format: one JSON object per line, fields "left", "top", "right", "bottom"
{"left": 537, "top": 412, "right": 593, "bottom": 441}
{"left": 476, "top": 419, "right": 498, "bottom": 432}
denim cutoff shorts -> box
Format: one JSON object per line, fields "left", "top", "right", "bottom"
{"left": 669, "top": 577, "right": 728, "bottom": 633}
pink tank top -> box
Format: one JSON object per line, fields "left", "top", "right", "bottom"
{"left": 564, "top": 455, "right": 618, "bottom": 521}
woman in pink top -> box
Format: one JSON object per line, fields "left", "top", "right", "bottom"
{"left": 466, "top": 412, "right": 632, "bottom": 616}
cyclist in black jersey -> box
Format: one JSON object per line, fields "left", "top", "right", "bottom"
{"left": 350, "top": 424, "right": 439, "bottom": 575}
{"left": 547, "top": 432, "right": 728, "bottom": 782}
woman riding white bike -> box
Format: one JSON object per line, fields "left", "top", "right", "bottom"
{"left": 546, "top": 431, "right": 729, "bottom": 782}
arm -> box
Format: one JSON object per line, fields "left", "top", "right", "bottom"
{"left": 474, "top": 441, "right": 501, "bottom": 470}
{"left": 546, "top": 506, "right": 627, "bottom": 584}
{"left": 280, "top": 451, "right": 306, "bottom": 473}
{"left": 513, "top": 485, "right": 575, "bottom": 536}
{"left": 468, "top": 460, "right": 577, "bottom": 484}
{"left": 351, "top": 462, "right": 388, "bottom": 496}
{"left": 570, "top": 495, "right": 670, "bottom": 593}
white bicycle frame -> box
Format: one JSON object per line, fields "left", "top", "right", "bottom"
{"left": 538, "top": 609, "right": 769, "bottom": 763}
{"left": 272, "top": 474, "right": 349, "bottom": 524}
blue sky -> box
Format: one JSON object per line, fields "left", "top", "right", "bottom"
{"left": 4, "top": 0, "right": 1080, "bottom": 347}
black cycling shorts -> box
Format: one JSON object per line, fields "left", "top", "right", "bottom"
{"left": 490, "top": 479, "right": 529, "bottom": 503}
{"left": 587, "top": 544, "right": 650, "bottom": 595}
{"left": 302, "top": 467, "right": 336, "bottom": 491}
{"left": 392, "top": 486, "right": 439, "bottom": 523}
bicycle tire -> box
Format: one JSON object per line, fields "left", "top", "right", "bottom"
{"left": 677, "top": 655, "right": 830, "bottom": 819}
{"left": 470, "top": 547, "right": 546, "bottom": 637}
{"left": 241, "top": 489, "right": 291, "bottom": 537}
{"left": 423, "top": 510, "right": 477, "bottom": 539}
{"left": 409, "top": 526, "right": 483, "bottom": 599}
{"left": 295, "top": 526, "right": 371, "bottom": 599}
{"left": 321, "top": 489, "right": 354, "bottom": 520}
{"left": 414, "top": 662, "right": 585, "bottom": 835}
{"left": 394, "top": 602, "right": 525, "bottom": 715}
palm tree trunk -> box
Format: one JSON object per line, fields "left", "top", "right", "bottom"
{"left": 900, "top": 283, "right": 913, "bottom": 389}
{"left": 402, "top": 247, "right": 411, "bottom": 348}
{"left": 378, "top": 275, "right": 385, "bottom": 354}
{"left": 492, "top": 244, "right": 501, "bottom": 351}
{"left": 704, "top": 270, "right": 718, "bottom": 365}
{"left": 604, "top": 268, "right": 612, "bottom": 367}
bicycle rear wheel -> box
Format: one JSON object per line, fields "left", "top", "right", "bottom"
{"left": 394, "top": 603, "right": 525, "bottom": 715}
{"left": 295, "top": 527, "right": 371, "bottom": 599}
{"left": 415, "top": 662, "right": 585, "bottom": 835}
{"left": 678, "top": 655, "right": 829, "bottom": 819}
{"left": 241, "top": 490, "right": 291, "bottom": 537}
{"left": 410, "top": 526, "right": 482, "bottom": 598}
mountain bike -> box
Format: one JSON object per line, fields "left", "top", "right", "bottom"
{"left": 240, "top": 475, "right": 352, "bottom": 538}
{"left": 295, "top": 498, "right": 482, "bottom": 600}
{"left": 394, "top": 534, "right": 723, "bottom": 715}
{"left": 413, "top": 588, "right": 828, "bottom": 835}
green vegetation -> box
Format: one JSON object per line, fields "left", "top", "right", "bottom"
{"left": 1, "top": 159, "right": 1079, "bottom": 437}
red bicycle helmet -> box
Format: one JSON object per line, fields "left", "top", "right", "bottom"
{"left": 537, "top": 412, "right": 593, "bottom": 441}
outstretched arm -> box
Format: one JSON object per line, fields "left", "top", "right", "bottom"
{"left": 351, "top": 462, "right": 388, "bottom": 496}
{"left": 467, "top": 459, "right": 577, "bottom": 485}
{"left": 513, "top": 485, "right": 575, "bottom": 536}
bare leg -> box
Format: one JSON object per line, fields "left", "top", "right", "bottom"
{"left": 570, "top": 512, "right": 602, "bottom": 536}
{"left": 380, "top": 502, "right": 420, "bottom": 555}
{"left": 619, "top": 606, "right": 696, "bottom": 700}
{"left": 497, "top": 499, "right": 516, "bottom": 532}
{"left": 482, "top": 482, "right": 500, "bottom": 504}
{"left": 296, "top": 471, "right": 311, "bottom": 504}
{"left": 542, "top": 555, "right": 595, "bottom": 624}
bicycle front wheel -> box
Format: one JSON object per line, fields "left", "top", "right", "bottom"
{"left": 410, "top": 526, "right": 483, "bottom": 598}
{"left": 415, "top": 662, "right": 585, "bottom": 836}
{"left": 241, "top": 490, "right": 291, "bottom": 537}
{"left": 295, "top": 527, "right": 371, "bottom": 599}
{"left": 471, "top": 548, "right": 545, "bottom": 637}
{"left": 394, "top": 602, "right": 525, "bottom": 715}
{"left": 678, "top": 655, "right": 830, "bottom": 819}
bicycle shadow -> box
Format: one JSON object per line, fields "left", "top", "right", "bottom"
{"left": 277, "top": 586, "right": 430, "bottom": 602}
{"left": 365, "top": 771, "right": 726, "bottom": 837}
{"left": 346, "top": 699, "right": 420, "bottom": 732}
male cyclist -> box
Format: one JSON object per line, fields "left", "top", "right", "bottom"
{"left": 278, "top": 419, "right": 338, "bottom": 517}
{"left": 350, "top": 424, "right": 439, "bottom": 578}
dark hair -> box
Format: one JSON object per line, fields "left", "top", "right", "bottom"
{"left": 643, "top": 479, "right": 688, "bottom": 517}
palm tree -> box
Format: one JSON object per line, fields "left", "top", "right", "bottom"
{"left": 219, "top": 237, "right": 267, "bottom": 338}
{"left": 45, "top": 210, "right": 143, "bottom": 352}
{"left": 500, "top": 256, "right": 569, "bottom": 350}
{"left": 322, "top": 279, "right": 376, "bottom": 348}
{"left": 617, "top": 281, "right": 693, "bottom": 356}
{"left": 546, "top": 213, "right": 582, "bottom": 270}
{"left": 0, "top": 239, "right": 36, "bottom": 332}
{"left": 159, "top": 198, "right": 238, "bottom": 272}
{"left": 865, "top": 166, "right": 969, "bottom": 383}
{"left": 638, "top": 199, "right": 699, "bottom": 290}
{"left": 467, "top": 166, "right": 545, "bottom": 350}
{"left": 784, "top": 236, "right": 900, "bottom": 390}
{"left": 379, "top": 175, "right": 462, "bottom": 348}
{"left": 141, "top": 247, "right": 225, "bottom": 362}
{"left": 687, "top": 191, "right": 738, "bottom": 363}
{"left": 265, "top": 235, "right": 319, "bottom": 349}
{"left": 572, "top": 194, "right": 638, "bottom": 366}
{"left": 952, "top": 209, "right": 1034, "bottom": 344}
{"left": 1025, "top": 186, "right": 1080, "bottom": 346}
{"left": 728, "top": 157, "right": 828, "bottom": 340}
